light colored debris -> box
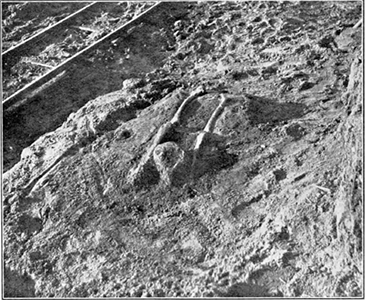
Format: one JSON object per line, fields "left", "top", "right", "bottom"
{"left": 170, "top": 85, "right": 206, "bottom": 125}
{"left": 71, "top": 25, "right": 99, "bottom": 33}
{"left": 191, "top": 94, "right": 243, "bottom": 173}
{"left": 25, "top": 60, "right": 54, "bottom": 69}
{"left": 353, "top": 19, "right": 362, "bottom": 29}
{"left": 127, "top": 87, "right": 207, "bottom": 186}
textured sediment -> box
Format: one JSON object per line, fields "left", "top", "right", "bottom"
{"left": 3, "top": 1, "right": 363, "bottom": 297}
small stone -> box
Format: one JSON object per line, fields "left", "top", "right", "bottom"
{"left": 174, "top": 20, "right": 183, "bottom": 29}
{"left": 320, "top": 266, "right": 327, "bottom": 272}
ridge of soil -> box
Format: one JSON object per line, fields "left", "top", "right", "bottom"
{"left": 3, "top": 1, "right": 363, "bottom": 297}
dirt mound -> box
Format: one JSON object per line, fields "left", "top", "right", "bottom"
{"left": 3, "top": 1, "right": 363, "bottom": 297}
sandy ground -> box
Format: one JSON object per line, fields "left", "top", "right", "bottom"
{"left": 2, "top": 1, "right": 363, "bottom": 297}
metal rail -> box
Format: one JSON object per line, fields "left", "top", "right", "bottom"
{"left": 2, "top": 2, "right": 98, "bottom": 71}
{"left": 3, "top": 2, "right": 163, "bottom": 110}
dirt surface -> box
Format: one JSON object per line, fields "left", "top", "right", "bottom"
{"left": 3, "top": 3, "right": 179, "bottom": 173}
{"left": 2, "top": 2, "right": 154, "bottom": 99}
{"left": 2, "top": 1, "right": 363, "bottom": 297}
{"left": 2, "top": 2, "right": 88, "bottom": 51}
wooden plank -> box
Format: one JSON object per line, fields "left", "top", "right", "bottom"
{"left": 2, "top": 2, "right": 98, "bottom": 70}
{"left": 3, "top": 2, "right": 163, "bottom": 110}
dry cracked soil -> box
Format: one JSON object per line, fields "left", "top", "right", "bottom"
{"left": 2, "top": 1, "right": 363, "bottom": 298}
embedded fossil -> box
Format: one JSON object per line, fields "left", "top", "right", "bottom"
{"left": 127, "top": 87, "right": 243, "bottom": 187}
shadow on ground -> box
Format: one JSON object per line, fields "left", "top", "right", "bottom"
{"left": 214, "top": 281, "right": 283, "bottom": 297}
{"left": 244, "top": 94, "right": 308, "bottom": 125}
{"left": 4, "top": 267, "right": 36, "bottom": 297}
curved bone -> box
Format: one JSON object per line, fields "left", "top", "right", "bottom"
{"left": 127, "top": 87, "right": 207, "bottom": 186}
{"left": 191, "top": 94, "right": 243, "bottom": 175}
{"left": 196, "top": 94, "right": 243, "bottom": 150}
{"left": 170, "top": 85, "right": 206, "bottom": 125}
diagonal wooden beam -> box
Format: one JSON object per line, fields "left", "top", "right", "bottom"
{"left": 2, "top": 2, "right": 98, "bottom": 71}
{"left": 3, "top": 2, "right": 163, "bottom": 110}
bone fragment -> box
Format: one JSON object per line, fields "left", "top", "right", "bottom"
{"left": 171, "top": 85, "right": 206, "bottom": 125}
{"left": 191, "top": 94, "right": 243, "bottom": 175}
{"left": 128, "top": 86, "right": 206, "bottom": 186}
{"left": 195, "top": 94, "right": 243, "bottom": 151}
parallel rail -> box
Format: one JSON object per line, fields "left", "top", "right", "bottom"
{"left": 3, "top": 2, "right": 163, "bottom": 110}
{"left": 2, "top": 2, "right": 97, "bottom": 71}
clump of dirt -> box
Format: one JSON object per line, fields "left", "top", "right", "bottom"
{"left": 3, "top": 1, "right": 363, "bottom": 298}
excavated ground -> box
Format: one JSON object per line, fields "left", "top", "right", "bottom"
{"left": 2, "top": 2, "right": 154, "bottom": 99}
{"left": 3, "top": 1, "right": 363, "bottom": 297}
{"left": 2, "top": 2, "right": 88, "bottom": 51}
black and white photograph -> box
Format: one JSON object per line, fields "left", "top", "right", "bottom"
{"left": 2, "top": 0, "right": 363, "bottom": 297}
